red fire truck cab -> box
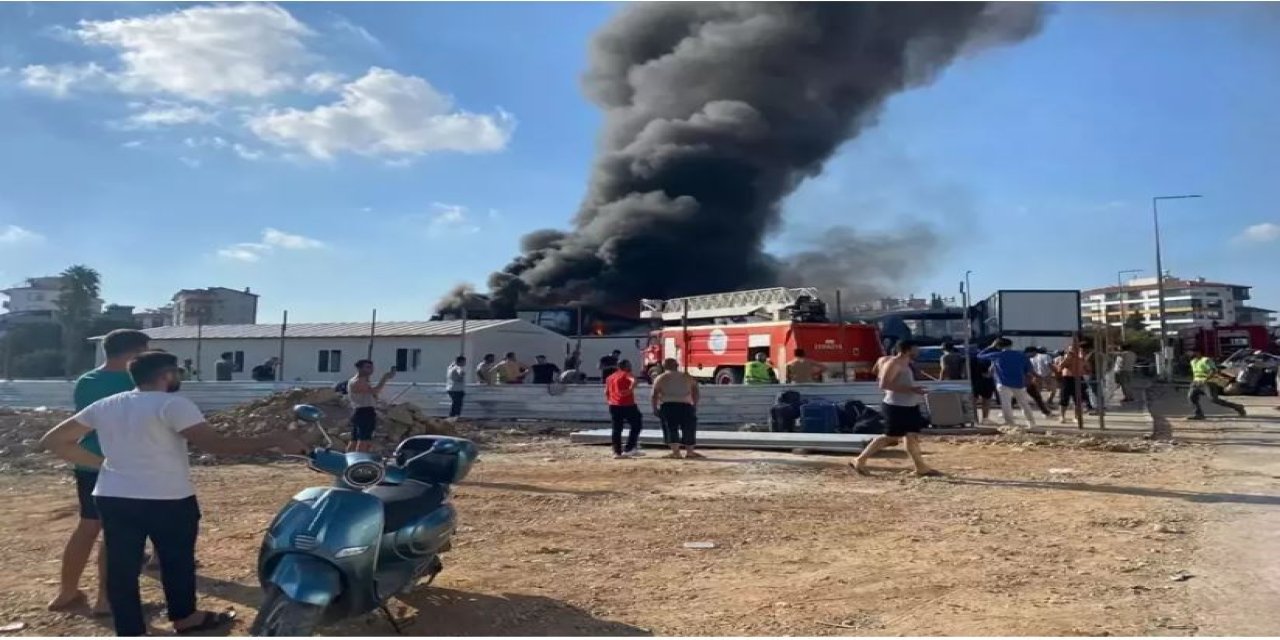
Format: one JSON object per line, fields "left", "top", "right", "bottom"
{"left": 1177, "top": 324, "right": 1272, "bottom": 359}
{"left": 639, "top": 287, "right": 884, "bottom": 384}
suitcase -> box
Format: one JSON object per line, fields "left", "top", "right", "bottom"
{"left": 800, "top": 400, "right": 840, "bottom": 433}
{"left": 924, "top": 391, "right": 973, "bottom": 428}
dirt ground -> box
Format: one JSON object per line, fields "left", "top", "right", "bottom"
{"left": 0, "top": 392, "right": 1277, "bottom": 636}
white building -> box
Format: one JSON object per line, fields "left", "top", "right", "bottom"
{"left": 172, "top": 287, "right": 259, "bottom": 326}
{"left": 1081, "top": 276, "right": 1258, "bottom": 335}
{"left": 1, "top": 276, "right": 103, "bottom": 316}
{"left": 104, "top": 319, "right": 571, "bottom": 383}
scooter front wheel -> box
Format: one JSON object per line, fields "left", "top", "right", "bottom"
{"left": 250, "top": 587, "right": 324, "bottom": 637}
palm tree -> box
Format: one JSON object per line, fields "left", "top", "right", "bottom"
{"left": 56, "top": 265, "right": 101, "bottom": 376}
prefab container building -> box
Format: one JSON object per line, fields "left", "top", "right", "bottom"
{"left": 94, "top": 320, "right": 570, "bottom": 384}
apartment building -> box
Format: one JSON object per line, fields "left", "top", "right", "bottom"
{"left": 171, "top": 287, "right": 259, "bottom": 326}
{"left": 1081, "top": 275, "right": 1269, "bottom": 335}
{"left": 1, "top": 276, "right": 104, "bottom": 319}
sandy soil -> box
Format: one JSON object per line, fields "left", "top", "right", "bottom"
{"left": 0, "top": 425, "right": 1242, "bottom": 637}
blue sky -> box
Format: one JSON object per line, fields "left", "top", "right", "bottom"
{"left": 0, "top": 2, "right": 1277, "bottom": 322}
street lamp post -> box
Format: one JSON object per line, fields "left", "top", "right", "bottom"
{"left": 1152, "top": 194, "right": 1203, "bottom": 379}
{"left": 962, "top": 270, "right": 973, "bottom": 380}
{"left": 1116, "top": 269, "right": 1143, "bottom": 344}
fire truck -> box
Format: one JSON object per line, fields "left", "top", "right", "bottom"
{"left": 639, "top": 287, "right": 884, "bottom": 384}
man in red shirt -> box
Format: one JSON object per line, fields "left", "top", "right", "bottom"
{"left": 605, "top": 360, "right": 644, "bottom": 458}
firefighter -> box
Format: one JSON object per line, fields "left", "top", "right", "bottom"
{"left": 744, "top": 351, "right": 776, "bottom": 385}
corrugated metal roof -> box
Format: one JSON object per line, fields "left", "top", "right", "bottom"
{"left": 124, "top": 319, "right": 526, "bottom": 341}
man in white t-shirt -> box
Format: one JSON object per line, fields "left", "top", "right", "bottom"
{"left": 40, "top": 351, "right": 305, "bottom": 636}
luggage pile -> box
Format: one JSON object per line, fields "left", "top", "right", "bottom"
{"left": 767, "top": 390, "right": 974, "bottom": 434}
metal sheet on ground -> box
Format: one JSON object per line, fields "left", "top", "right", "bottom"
{"left": 571, "top": 428, "right": 876, "bottom": 453}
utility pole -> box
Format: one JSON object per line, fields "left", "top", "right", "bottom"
{"left": 1152, "top": 194, "right": 1202, "bottom": 379}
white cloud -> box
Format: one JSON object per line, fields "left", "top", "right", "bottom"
{"left": 1236, "top": 222, "right": 1280, "bottom": 244}
{"left": 20, "top": 63, "right": 106, "bottom": 97}
{"left": 218, "top": 228, "right": 325, "bottom": 262}
{"left": 427, "top": 202, "right": 480, "bottom": 236}
{"left": 217, "top": 243, "right": 267, "bottom": 262}
{"left": 72, "top": 3, "right": 314, "bottom": 102}
{"left": 263, "top": 227, "right": 325, "bottom": 249}
{"left": 121, "top": 140, "right": 144, "bottom": 148}
{"left": 247, "top": 67, "right": 515, "bottom": 160}
{"left": 232, "top": 143, "right": 264, "bottom": 161}
{"left": 122, "top": 101, "right": 216, "bottom": 128}
{"left": 0, "top": 225, "right": 44, "bottom": 245}
{"left": 303, "top": 71, "right": 346, "bottom": 94}
{"left": 178, "top": 156, "right": 202, "bottom": 169}
{"left": 184, "top": 136, "right": 229, "bottom": 149}
{"left": 330, "top": 15, "right": 382, "bottom": 49}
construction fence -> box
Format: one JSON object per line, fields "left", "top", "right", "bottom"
{"left": 0, "top": 380, "right": 977, "bottom": 425}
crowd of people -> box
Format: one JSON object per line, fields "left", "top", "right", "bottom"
{"left": 37, "top": 327, "right": 1260, "bottom": 635}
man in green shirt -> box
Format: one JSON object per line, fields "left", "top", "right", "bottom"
{"left": 49, "top": 329, "right": 150, "bottom": 614}
{"left": 1187, "top": 347, "right": 1247, "bottom": 420}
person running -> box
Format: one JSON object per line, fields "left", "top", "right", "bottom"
{"left": 599, "top": 350, "right": 622, "bottom": 380}
{"left": 1187, "top": 348, "right": 1247, "bottom": 420}
{"left": 978, "top": 338, "right": 1038, "bottom": 428}
{"left": 48, "top": 329, "right": 150, "bottom": 615}
{"left": 494, "top": 352, "right": 528, "bottom": 384}
{"left": 39, "top": 351, "right": 306, "bottom": 636}
{"left": 1032, "top": 347, "right": 1058, "bottom": 403}
{"left": 785, "top": 348, "right": 826, "bottom": 383}
{"left": 445, "top": 356, "right": 467, "bottom": 420}
{"left": 529, "top": 355, "right": 561, "bottom": 385}
{"left": 1022, "top": 347, "right": 1053, "bottom": 417}
{"left": 850, "top": 340, "right": 940, "bottom": 477}
{"left": 1057, "top": 344, "right": 1092, "bottom": 424}
{"left": 651, "top": 358, "right": 702, "bottom": 459}
{"left": 347, "top": 359, "right": 394, "bottom": 452}
{"left": 939, "top": 343, "right": 966, "bottom": 381}
{"left": 1113, "top": 343, "right": 1137, "bottom": 403}
{"left": 605, "top": 360, "right": 644, "bottom": 458}
{"left": 214, "top": 352, "right": 235, "bottom": 382}
{"left": 475, "top": 353, "right": 497, "bottom": 385}
{"left": 969, "top": 352, "right": 996, "bottom": 424}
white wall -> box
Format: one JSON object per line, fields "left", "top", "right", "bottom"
{"left": 464, "top": 325, "right": 570, "bottom": 376}
{"left": 141, "top": 336, "right": 469, "bottom": 383}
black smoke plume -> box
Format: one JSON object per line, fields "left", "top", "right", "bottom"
{"left": 439, "top": 2, "right": 1043, "bottom": 315}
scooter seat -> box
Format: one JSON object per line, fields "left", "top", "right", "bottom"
{"left": 365, "top": 482, "right": 446, "bottom": 533}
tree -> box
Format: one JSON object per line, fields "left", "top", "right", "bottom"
{"left": 1124, "top": 311, "right": 1146, "bottom": 333}
{"left": 56, "top": 265, "right": 101, "bottom": 377}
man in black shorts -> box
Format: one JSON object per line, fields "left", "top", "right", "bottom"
{"left": 851, "top": 340, "right": 940, "bottom": 477}
{"left": 969, "top": 351, "right": 995, "bottom": 424}
{"left": 346, "top": 359, "right": 394, "bottom": 452}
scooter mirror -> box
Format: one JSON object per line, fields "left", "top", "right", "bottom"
{"left": 293, "top": 404, "right": 325, "bottom": 423}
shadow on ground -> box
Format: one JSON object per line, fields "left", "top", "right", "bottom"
{"left": 333, "top": 587, "right": 650, "bottom": 636}
{"left": 945, "top": 476, "right": 1280, "bottom": 507}
{"left": 193, "top": 577, "right": 648, "bottom": 636}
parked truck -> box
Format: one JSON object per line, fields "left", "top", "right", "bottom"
{"left": 977, "top": 289, "right": 1083, "bottom": 352}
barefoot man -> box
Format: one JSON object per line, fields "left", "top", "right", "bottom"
{"left": 651, "top": 358, "right": 702, "bottom": 459}
{"left": 49, "top": 328, "right": 150, "bottom": 615}
{"left": 851, "top": 340, "right": 940, "bottom": 477}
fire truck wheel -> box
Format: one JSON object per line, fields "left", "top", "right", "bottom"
{"left": 713, "top": 367, "right": 743, "bottom": 385}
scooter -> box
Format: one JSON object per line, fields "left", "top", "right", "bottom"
{"left": 250, "top": 404, "right": 478, "bottom": 636}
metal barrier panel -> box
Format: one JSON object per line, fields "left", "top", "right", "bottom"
{"left": 1, "top": 380, "right": 971, "bottom": 425}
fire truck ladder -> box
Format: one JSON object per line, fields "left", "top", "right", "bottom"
{"left": 640, "top": 287, "right": 823, "bottom": 322}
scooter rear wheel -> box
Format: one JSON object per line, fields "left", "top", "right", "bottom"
{"left": 250, "top": 587, "right": 324, "bottom": 637}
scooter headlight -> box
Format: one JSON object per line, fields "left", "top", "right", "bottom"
{"left": 342, "top": 461, "right": 385, "bottom": 487}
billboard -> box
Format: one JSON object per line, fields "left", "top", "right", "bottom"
{"left": 992, "top": 290, "right": 1082, "bottom": 335}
